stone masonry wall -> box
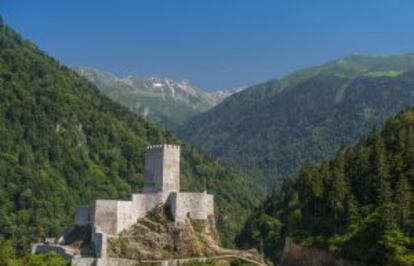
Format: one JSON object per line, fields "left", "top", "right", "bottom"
{"left": 91, "top": 191, "right": 213, "bottom": 235}
{"left": 143, "top": 145, "right": 180, "bottom": 193}
{"left": 143, "top": 147, "right": 164, "bottom": 193}
{"left": 92, "top": 228, "right": 107, "bottom": 258}
{"left": 134, "top": 192, "right": 170, "bottom": 213}
{"left": 170, "top": 192, "right": 214, "bottom": 221}
{"left": 162, "top": 145, "right": 180, "bottom": 192}
{"left": 93, "top": 200, "right": 118, "bottom": 235}
{"left": 205, "top": 194, "right": 214, "bottom": 216}
{"left": 116, "top": 201, "right": 138, "bottom": 234}
{"left": 75, "top": 205, "right": 90, "bottom": 226}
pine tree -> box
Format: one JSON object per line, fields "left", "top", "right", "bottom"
{"left": 369, "top": 134, "right": 398, "bottom": 230}
{"left": 296, "top": 162, "right": 322, "bottom": 226}
{"left": 394, "top": 175, "right": 413, "bottom": 230}
{"left": 370, "top": 133, "right": 391, "bottom": 204}
{"left": 328, "top": 150, "right": 350, "bottom": 233}
{"left": 349, "top": 145, "right": 371, "bottom": 204}
{"left": 404, "top": 128, "right": 414, "bottom": 180}
{"left": 345, "top": 194, "right": 359, "bottom": 230}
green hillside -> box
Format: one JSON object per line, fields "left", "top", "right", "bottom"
{"left": 176, "top": 54, "right": 414, "bottom": 187}
{"left": 237, "top": 108, "right": 414, "bottom": 265}
{"left": 278, "top": 54, "right": 414, "bottom": 90}
{"left": 0, "top": 20, "right": 262, "bottom": 251}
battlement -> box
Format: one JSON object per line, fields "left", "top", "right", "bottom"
{"left": 146, "top": 144, "right": 180, "bottom": 151}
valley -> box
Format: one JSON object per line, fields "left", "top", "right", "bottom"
{"left": 2, "top": 2, "right": 414, "bottom": 265}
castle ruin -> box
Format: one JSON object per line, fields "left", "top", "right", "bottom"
{"left": 74, "top": 144, "right": 214, "bottom": 259}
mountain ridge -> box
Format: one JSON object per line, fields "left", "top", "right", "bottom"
{"left": 176, "top": 53, "right": 414, "bottom": 187}
{"left": 76, "top": 67, "right": 243, "bottom": 129}
{"left": 208, "top": 85, "right": 248, "bottom": 104}
{"left": 75, "top": 67, "right": 214, "bottom": 128}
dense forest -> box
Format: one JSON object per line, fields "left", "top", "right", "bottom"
{"left": 177, "top": 54, "right": 414, "bottom": 188}
{"left": 237, "top": 108, "right": 414, "bottom": 265}
{"left": 0, "top": 19, "right": 262, "bottom": 254}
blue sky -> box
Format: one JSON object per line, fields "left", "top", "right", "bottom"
{"left": 2, "top": 0, "right": 414, "bottom": 91}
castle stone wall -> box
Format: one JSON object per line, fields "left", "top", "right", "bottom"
{"left": 75, "top": 205, "right": 90, "bottom": 226}
{"left": 116, "top": 193, "right": 170, "bottom": 234}
{"left": 116, "top": 201, "right": 137, "bottom": 234}
{"left": 91, "top": 226, "right": 107, "bottom": 259}
{"left": 170, "top": 192, "right": 214, "bottom": 221}
{"left": 71, "top": 257, "right": 96, "bottom": 266}
{"left": 205, "top": 194, "right": 214, "bottom": 216}
{"left": 89, "top": 192, "right": 175, "bottom": 237}
{"left": 93, "top": 200, "right": 118, "bottom": 235}
{"left": 144, "top": 147, "right": 164, "bottom": 193}
{"left": 162, "top": 146, "right": 180, "bottom": 192}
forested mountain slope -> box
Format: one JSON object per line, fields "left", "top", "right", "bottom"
{"left": 176, "top": 54, "right": 414, "bottom": 186}
{"left": 237, "top": 108, "right": 414, "bottom": 265}
{"left": 76, "top": 67, "right": 214, "bottom": 129}
{"left": 0, "top": 20, "right": 262, "bottom": 250}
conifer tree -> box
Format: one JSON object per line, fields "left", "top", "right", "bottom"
{"left": 404, "top": 128, "right": 414, "bottom": 180}
{"left": 237, "top": 111, "right": 414, "bottom": 265}
{"left": 371, "top": 133, "right": 391, "bottom": 204}
{"left": 395, "top": 175, "right": 413, "bottom": 230}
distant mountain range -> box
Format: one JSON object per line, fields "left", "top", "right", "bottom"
{"left": 176, "top": 53, "right": 414, "bottom": 186}
{"left": 76, "top": 68, "right": 242, "bottom": 128}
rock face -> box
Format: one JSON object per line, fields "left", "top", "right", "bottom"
{"left": 107, "top": 205, "right": 221, "bottom": 260}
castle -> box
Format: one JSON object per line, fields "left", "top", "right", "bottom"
{"left": 74, "top": 144, "right": 214, "bottom": 258}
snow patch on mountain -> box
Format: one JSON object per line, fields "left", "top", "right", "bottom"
{"left": 208, "top": 85, "right": 248, "bottom": 104}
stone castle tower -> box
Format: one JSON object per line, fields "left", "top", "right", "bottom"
{"left": 144, "top": 145, "right": 180, "bottom": 193}
{"left": 73, "top": 144, "right": 214, "bottom": 259}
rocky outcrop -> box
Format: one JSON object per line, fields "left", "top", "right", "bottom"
{"left": 107, "top": 204, "right": 222, "bottom": 260}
